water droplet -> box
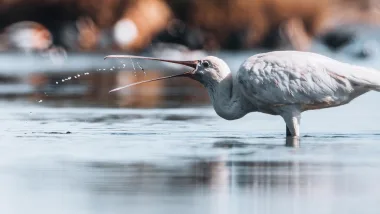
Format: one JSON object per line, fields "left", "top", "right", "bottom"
{"left": 110, "top": 68, "right": 113, "bottom": 71}
{"left": 38, "top": 100, "right": 43, "bottom": 103}
{"left": 74, "top": 76, "right": 77, "bottom": 78}
{"left": 130, "top": 57, "right": 136, "bottom": 70}
{"left": 137, "top": 62, "right": 146, "bottom": 75}
{"left": 68, "top": 77, "right": 71, "bottom": 80}
{"left": 62, "top": 79, "right": 65, "bottom": 82}
{"left": 78, "top": 74, "right": 80, "bottom": 77}
{"left": 122, "top": 64, "right": 126, "bottom": 68}
{"left": 56, "top": 82, "right": 58, "bottom": 84}
{"left": 103, "top": 69, "right": 106, "bottom": 71}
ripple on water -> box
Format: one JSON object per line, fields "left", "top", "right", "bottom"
{"left": 161, "top": 115, "right": 211, "bottom": 121}
{"left": 212, "top": 140, "right": 252, "bottom": 148}
{"left": 109, "top": 132, "right": 160, "bottom": 136}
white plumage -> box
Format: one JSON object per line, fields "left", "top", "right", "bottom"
{"left": 105, "top": 51, "right": 380, "bottom": 137}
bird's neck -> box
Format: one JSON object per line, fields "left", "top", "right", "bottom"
{"left": 206, "top": 72, "right": 253, "bottom": 120}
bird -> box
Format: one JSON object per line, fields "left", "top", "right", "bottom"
{"left": 104, "top": 51, "right": 380, "bottom": 138}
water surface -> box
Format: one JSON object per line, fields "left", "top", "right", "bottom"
{"left": 0, "top": 91, "right": 379, "bottom": 214}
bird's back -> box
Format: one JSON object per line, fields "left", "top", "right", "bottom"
{"left": 236, "top": 51, "right": 380, "bottom": 111}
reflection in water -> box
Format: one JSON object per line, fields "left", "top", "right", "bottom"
{"left": 1, "top": 142, "right": 380, "bottom": 214}
{"left": 214, "top": 138, "right": 300, "bottom": 149}
{"left": 285, "top": 137, "right": 300, "bottom": 148}
{"left": 1, "top": 105, "right": 380, "bottom": 214}
{"left": 66, "top": 152, "right": 377, "bottom": 214}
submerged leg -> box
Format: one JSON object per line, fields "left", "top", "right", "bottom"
{"left": 285, "top": 136, "right": 300, "bottom": 147}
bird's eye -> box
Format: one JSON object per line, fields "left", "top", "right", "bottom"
{"left": 202, "top": 61, "right": 210, "bottom": 68}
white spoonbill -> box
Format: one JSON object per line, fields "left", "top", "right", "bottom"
{"left": 105, "top": 51, "right": 380, "bottom": 137}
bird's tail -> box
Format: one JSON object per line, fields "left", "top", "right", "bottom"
{"left": 369, "top": 69, "right": 380, "bottom": 92}
{"left": 349, "top": 66, "right": 380, "bottom": 92}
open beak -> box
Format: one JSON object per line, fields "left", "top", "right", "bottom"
{"left": 104, "top": 55, "right": 199, "bottom": 93}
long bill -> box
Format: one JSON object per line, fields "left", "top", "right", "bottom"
{"left": 104, "top": 55, "right": 199, "bottom": 93}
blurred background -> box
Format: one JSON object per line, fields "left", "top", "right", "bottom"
{"left": 1, "top": 0, "right": 380, "bottom": 107}
{"left": 2, "top": 1, "right": 380, "bottom": 214}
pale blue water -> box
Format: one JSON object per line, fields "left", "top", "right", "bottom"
{"left": 0, "top": 90, "right": 379, "bottom": 214}
{"left": 2, "top": 30, "right": 380, "bottom": 213}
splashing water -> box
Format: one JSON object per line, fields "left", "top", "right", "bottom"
{"left": 137, "top": 62, "right": 146, "bottom": 76}
{"left": 130, "top": 57, "right": 136, "bottom": 71}
{"left": 54, "top": 71, "right": 90, "bottom": 87}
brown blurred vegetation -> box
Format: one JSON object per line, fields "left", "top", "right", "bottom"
{"left": 169, "top": 0, "right": 380, "bottom": 50}
{"left": 0, "top": 0, "right": 379, "bottom": 53}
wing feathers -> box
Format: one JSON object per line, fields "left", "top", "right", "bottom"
{"left": 238, "top": 51, "right": 378, "bottom": 107}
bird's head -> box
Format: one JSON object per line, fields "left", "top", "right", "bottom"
{"left": 104, "top": 55, "right": 230, "bottom": 92}
{"left": 192, "top": 56, "right": 231, "bottom": 86}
